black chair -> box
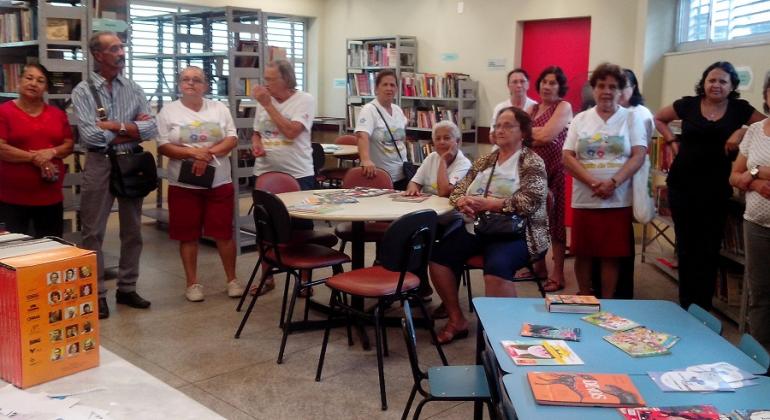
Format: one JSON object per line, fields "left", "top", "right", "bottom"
{"left": 311, "top": 142, "right": 326, "bottom": 188}
{"left": 315, "top": 210, "right": 448, "bottom": 410}
{"left": 235, "top": 190, "right": 350, "bottom": 364}
{"left": 401, "top": 301, "right": 492, "bottom": 420}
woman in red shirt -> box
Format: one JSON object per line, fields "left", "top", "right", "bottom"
{"left": 0, "top": 64, "right": 74, "bottom": 237}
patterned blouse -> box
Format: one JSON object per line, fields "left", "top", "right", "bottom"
{"left": 449, "top": 147, "right": 550, "bottom": 258}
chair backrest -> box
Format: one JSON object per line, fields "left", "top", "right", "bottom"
{"left": 335, "top": 134, "right": 358, "bottom": 145}
{"left": 251, "top": 189, "right": 293, "bottom": 247}
{"left": 379, "top": 210, "right": 437, "bottom": 289}
{"left": 688, "top": 303, "right": 723, "bottom": 335}
{"left": 401, "top": 300, "right": 427, "bottom": 385}
{"left": 341, "top": 167, "right": 393, "bottom": 189}
{"left": 311, "top": 142, "right": 326, "bottom": 177}
{"left": 255, "top": 171, "right": 300, "bottom": 194}
{"left": 738, "top": 333, "right": 770, "bottom": 370}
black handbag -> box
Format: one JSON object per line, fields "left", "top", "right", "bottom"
{"left": 373, "top": 105, "right": 418, "bottom": 181}
{"left": 472, "top": 154, "right": 527, "bottom": 239}
{"left": 178, "top": 160, "right": 215, "bottom": 188}
{"left": 87, "top": 79, "right": 158, "bottom": 199}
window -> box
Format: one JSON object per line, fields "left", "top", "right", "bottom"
{"left": 266, "top": 15, "right": 306, "bottom": 91}
{"left": 678, "top": 0, "right": 770, "bottom": 48}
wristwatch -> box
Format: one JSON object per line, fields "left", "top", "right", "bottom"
{"left": 750, "top": 165, "right": 760, "bottom": 179}
{"left": 118, "top": 122, "right": 127, "bottom": 136}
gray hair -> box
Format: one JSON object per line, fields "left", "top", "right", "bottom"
{"left": 89, "top": 31, "right": 117, "bottom": 54}
{"left": 179, "top": 66, "right": 208, "bottom": 84}
{"left": 432, "top": 120, "right": 462, "bottom": 142}
{"left": 267, "top": 59, "right": 297, "bottom": 89}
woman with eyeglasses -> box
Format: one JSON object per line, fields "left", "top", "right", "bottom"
{"left": 156, "top": 66, "right": 244, "bottom": 302}
{"left": 0, "top": 63, "right": 74, "bottom": 238}
{"left": 429, "top": 107, "right": 549, "bottom": 344}
{"left": 562, "top": 63, "right": 647, "bottom": 300}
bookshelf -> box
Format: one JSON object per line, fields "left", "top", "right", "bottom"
{"left": 130, "top": 7, "right": 267, "bottom": 251}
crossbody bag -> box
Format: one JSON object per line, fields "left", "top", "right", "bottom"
{"left": 372, "top": 105, "right": 418, "bottom": 181}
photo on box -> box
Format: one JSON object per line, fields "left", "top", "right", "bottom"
{"left": 48, "top": 290, "right": 62, "bottom": 305}
{"left": 82, "top": 320, "right": 93, "bottom": 334}
{"left": 63, "top": 287, "right": 77, "bottom": 301}
{"left": 80, "top": 302, "right": 93, "bottom": 315}
{"left": 79, "top": 265, "right": 92, "bottom": 278}
{"left": 83, "top": 338, "right": 95, "bottom": 351}
{"left": 64, "top": 305, "right": 77, "bottom": 319}
{"left": 64, "top": 268, "right": 77, "bottom": 282}
{"left": 79, "top": 283, "right": 92, "bottom": 297}
{"left": 47, "top": 271, "right": 61, "bottom": 285}
{"left": 51, "top": 347, "right": 63, "bottom": 361}
{"left": 65, "top": 324, "right": 78, "bottom": 338}
{"left": 49, "top": 328, "right": 62, "bottom": 342}
{"left": 67, "top": 342, "right": 79, "bottom": 357}
{"left": 48, "top": 309, "right": 62, "bottom": 324}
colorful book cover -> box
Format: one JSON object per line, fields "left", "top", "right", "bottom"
{"left": 527, "top": 371, "right": 645, "bottom": 407}
{"left": 501, "top": 340, "right": 584, "bottom": 366}
{"left": 520, "top": 323, "right": 581, "bottom": 341}
{"left": 604, "top": 327, "right": 679, "bottom": 357}
{"left": 648, "top": 371, "right": 735, "bottom": 392}
{"left": 545, "top": 294, "right": 600, "bottom": 313}
{"left": 582, "top": 311, "right": 640, "bottom": 331}
{"left": 685, "top": 362, "right": 758, "bottom": 389}
{"left": 619, "top": 405, "right": 722, "bottom": 420}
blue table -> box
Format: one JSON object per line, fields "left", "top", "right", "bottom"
{"left": 473, "top": 297, "right": 766, "bottom": 375}
{"left": 503, "top": 371, "right": 770, "bottom": 419}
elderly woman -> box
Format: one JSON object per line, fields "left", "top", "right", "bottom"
{"left": 356, "top": 69, "right": 410, "bottom": 189}
{"left": 156, "top": 66, "right": 244, "bottom": 302}
{"left": 563, "top": 63, "right": 647, "bottom": 299}
{"left": 528, "top": 66, "right": 573, "bottom": 292}
{"left": 0, "top": 64, "right": 74, "bottom": 238}
{"left": 490, "top": 69, "right": 538, "bottom": 132}
{"left": 429, "top": 107, "right": 549, "bottom": 344}
{"left": 655, "top": 61, "right": 764, "bottom": 310}
{"left": 729, "top": 74, "right": 770, "bottom": 348}
{"left": 405, "top": 120, "right": 471, "bottom": 197}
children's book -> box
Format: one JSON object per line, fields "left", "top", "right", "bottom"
{"left": 545, "top": 294, "right": 600, "bottom": 313}
{"left": 619, "top": 405, "right": 722, "bottom": 420}
{"left": 685, "top": 362, "right": 758, "bottom": 389}
{"left": 520, "top": 323, "right": 581, "bottom": 341}
{"left": 648, "top": 370, "right": 734, "bottom": 392}
{"left": 604, "top": 327, "right": 679, "bottom": 357}
{"left": 582, "top": 311, "right": 640, "bottom": 331}
{"left": 501, "top": 340, "right": 584, "bottom": 366}
{"left": 527, "top": 371, "right": 645, "bottom": 407}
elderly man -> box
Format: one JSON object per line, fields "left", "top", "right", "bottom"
{"left": 72, "top": 31, "right": 157, "bottom": 319}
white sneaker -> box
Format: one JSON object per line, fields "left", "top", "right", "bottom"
{"left": 227, "top": 280, "right": 245, "bottom": 298}
{"left": 185, "top": 284, "right": 205, "bottom": 302}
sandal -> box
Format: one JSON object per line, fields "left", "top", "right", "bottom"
{"left": 542, "top": 278, "right": 565, "bottom": 293}
{"left": 249, "top": 278, "right": 275, "bottom": 296}
{"left": 436, "top": 324, "right": 469, "bottom": 345}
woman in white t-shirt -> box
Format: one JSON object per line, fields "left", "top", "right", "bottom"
{"left": 156, "top": 66, "right": 244, "bottom": 302}
{"left": 405, "top": 120, "right": 471, "bottom": 197}
{"left": 562, "top": 63, "right": 646, "bottom": 299}
{"left": 356, "top": 69, "right": 410, "bottom": 190}
{"left": 489, "top": 68, "right": 538, "bottom": 141}
{"left": 729, "top": 74, "right": 770, "bottom": 349}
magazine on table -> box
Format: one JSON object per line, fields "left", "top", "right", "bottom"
{"left": 618, "top": 405, "right": 722, "bottom": 420}
{"left": 582, "top": 311, "right": 640, "bottom": 331}
{"left": 527, "top": 371, "right": 645, "bottom": 407}
{"left": 520, "top": 323, "right": 581, "bottom": 341}
{"left": 648, "top": 370, "right": 735, "bottom": 392}
{"left": 603, "top": 327, "right": 679, "bottom": 357}
{"left": 501, "top": 339, "right": 584, "bottom": 366}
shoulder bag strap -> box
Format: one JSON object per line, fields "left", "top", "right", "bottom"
{"left": 481, "top": 153, "right": 499, "bottom": 198}
{"left": 372, "top": 104, "right": 406, "bottom": 162}
{"left": 87, "top": 79, "right": 108, "bottom": 122}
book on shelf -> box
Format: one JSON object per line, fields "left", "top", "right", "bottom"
{"left": 347, "top": 104, "right": 363, "bottom": 129}
{"left": 0, "top": 8, "right": 35, "bottom": 43}
{"left": 347, "top": 40, "right": 363, "bottom": 68}
{"left": 527, "top": 371, "right": 645, "bottom": 407}
{"left": 649, "top": 136, "right": 674, "bottom": 173}
{"left": 501, "top": 339, "right": 583, "bottom": 366}
{"left": 520, "top": 323, "right": 581, "bottom": 341}
{"left": 234, "top": 40, "right": 259, "bottom": 68}
{"left": 401, "top": 72, "right": 471, "bottom": 98}
{"left": 545, "top": 294, "right": 600, "bottom": 313}
{"left": 267, "top": 45, "right": 286, "bottom": 64}
{"left": 581, "top": 311, "right": 640, "bottom": 331}
{"left": 604, "top": 327, "right": 679, "bottom": 357}
{"left": 45, "top": 18, "right": 70, "bottom": 41}
{"left": 618, "top": 405, "right": 722, "bottom": 420}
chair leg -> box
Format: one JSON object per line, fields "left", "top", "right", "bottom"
{"left": 316, "top": 290, "right": 339, "bottom": 381}
{"left": 465, "top": 268, "right": 474, "bottom": 313}
{"left": 339, "top": 240, "right": 347, "bottom": 254}
{"left": 381, "top": 301, "right": 389, "bottom": 357}
{"left": 401, "top": 384, "right": 419, "bottom": 420}
{"left": 234, "top": 270, "right": 268, "bottom": 338}
{"left": 484, "top": 398, "right": 495, "bottom": 420}
{"left": 277, "top": 272, "right": 301, "bottom": 364}
{"left": 236, "top": 255, "right": 261, "bottom": 312}
{"left": 279, "top": 272, "right": 291, "bottom": 327}
{"left": 303, "top": 269, "right": 312, "bottom": 322}
{"left": 412, "top": 398, "right": 432, "bottom": 420}
{"left": 343, "top": 293, "right": 354, "bottom": 346}
{"left": 412, "top": 296, "right": 448, "bottom": 366}
{"left": 373, "top": 303, "right": 388, "bottom": 410}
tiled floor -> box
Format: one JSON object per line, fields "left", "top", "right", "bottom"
{"left": 96, "top": 215, "right": 743, "bottom": 419}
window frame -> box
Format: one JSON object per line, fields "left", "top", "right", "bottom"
{"left": 676, "top": 0, "right": 770, "bottom": 51}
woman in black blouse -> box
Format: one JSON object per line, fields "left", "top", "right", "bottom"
{"left": 654, "top": 61, "right": 764, "bottom": 310}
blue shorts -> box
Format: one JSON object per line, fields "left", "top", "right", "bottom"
{"left": 430, "top": 227, "right": 530, "bottom": 280}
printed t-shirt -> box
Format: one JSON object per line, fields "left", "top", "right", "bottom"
{"left": 490, "top": 97, "right": 538, "bottom": 130}
{"left": 355, "top": 99, "right": 408, "bottom": 182}
{"left": 411, "top": 150, "right": 471, "bottom": 195}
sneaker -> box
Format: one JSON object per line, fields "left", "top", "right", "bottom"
{"left": 185, "top": 284, "right": 205, "bottom": 302}
{"left": 227, "top": 280, "right": 245, "bottom": 298}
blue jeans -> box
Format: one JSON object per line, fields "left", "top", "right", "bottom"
{"left": 744, "top": 219, "right": 770, "bottom": 348}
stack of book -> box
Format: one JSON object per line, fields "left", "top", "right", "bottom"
{"left": 0, "top": 233, "right": 99, "bottom": 388}
{"left": 545, "top": 294, "right": 600, "bottom": 313}
{"left": 401, "top": 72, "right": 471, "bottom": 98}
{"left": 0, "top": 8, "right": 35, "bottom": 44}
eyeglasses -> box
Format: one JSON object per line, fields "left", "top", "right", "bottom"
{"left": 493, "top": 123, "right": 520, "bottom": 132}
{"left": 181, "top": 78, "right": 205, "bottom": 85}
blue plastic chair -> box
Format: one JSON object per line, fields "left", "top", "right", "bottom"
{"left": 688, "top": 303, "right": 723, "bottom": 335}
{"left": 400, "top": 301, "right": 492, "bottom": 420}
{"left": 738, "top": 333, "right": 770, "bottom": 371}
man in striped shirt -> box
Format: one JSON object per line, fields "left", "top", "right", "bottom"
{"left": 72, "top": 31, "right": 157, "bottom": 319}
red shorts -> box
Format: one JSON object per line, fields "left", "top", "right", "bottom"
{"left": 570, "top": 207, "right": 633, "bottom": 258}
{"left": 168, "top": 183, "right": 234, "bottom": 241}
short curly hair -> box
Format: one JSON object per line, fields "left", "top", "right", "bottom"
{"left": 762, "top": 73, "right": 770, "bottom": 114}
{"left": 535, "top": 66, "right": 568, "bottom": 98}
{"left": 589, "top": 63, "right": 626, "bottom": 90}
{"left": 496, "top": 106, "right": 533, "bottom": 141}
{"left": 695, "top": 61, "right": 740, "bottom": 99}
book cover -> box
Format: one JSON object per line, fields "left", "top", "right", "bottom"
{"left": 619, "top": 405, "right": 722, "bottom": 420}
{"left": 545, "top": 294, "right": 600, "bottom": 313}
{"left": 730, "top": 409, "right": 770, "bottom": 420}
{"left": 686, "top": 362, "right": 758, "bottom": 389}
{"left": 520, "top": 323, "right": 581, "bottom": 341}
{"left": 604, "top": 327, "right": 679, "bottom": 357}
{"left": 582, "top": 311, "right": 640, "bottom": 331}
{"left": 527, "top": 371, "right": 645, "bottom": 407}
{"left": 648, "top": 370, "right": 734, "bottom": 392}
{"left": 501, "top": 340, "right": 584, "bottom": 366}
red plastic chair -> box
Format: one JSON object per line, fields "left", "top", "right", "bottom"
{"left": 334, "top": 167, "right": 394, "bottom": 251}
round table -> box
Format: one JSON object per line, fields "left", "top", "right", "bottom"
{"left": 277, "top": 189, "right": 453, "bottom": 268}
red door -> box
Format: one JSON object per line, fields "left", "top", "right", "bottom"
{"left": 521, "top": 17, "right": 591, "bottom": 228}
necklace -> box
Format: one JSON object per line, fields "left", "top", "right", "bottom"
{"left": 701, "top": 99, "right": 726, "bottom": 121}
